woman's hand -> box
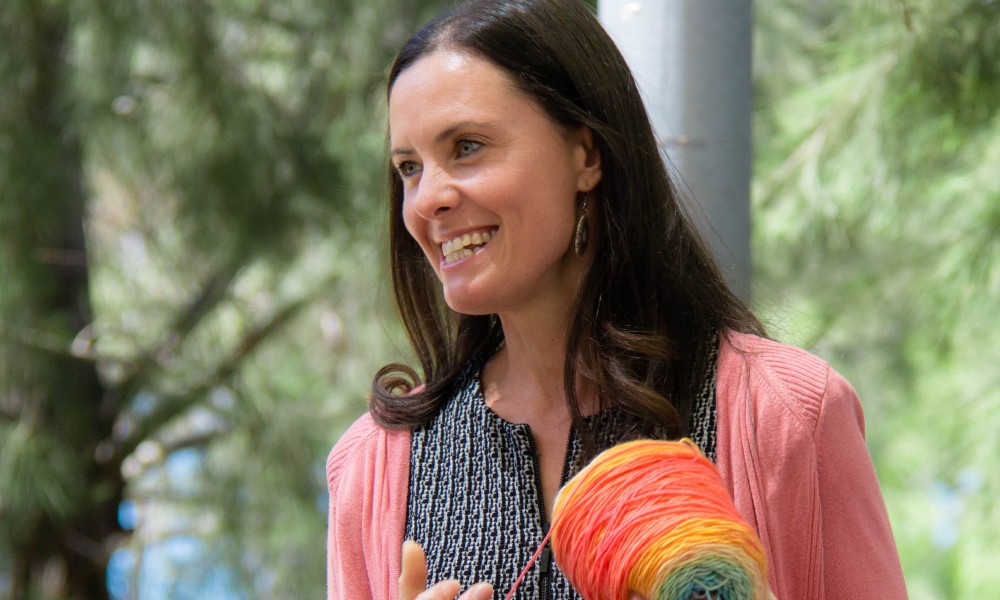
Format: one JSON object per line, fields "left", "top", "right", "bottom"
{"left": 399, "top": 540, "right": 494, "bottom": 600}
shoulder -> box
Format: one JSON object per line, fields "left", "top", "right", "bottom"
{"left": 718, "top": 331, "right": 863, "bottom": 437}
{"left": 326, "top": 413, "right": 378, "bottom": 485}
{"left": 326, "top": 412, "right": 411, "bottom": 496}
{"left": 715, "top": 333, "right": 896, "bottom": 598}
{"left": 326, "top": 413, "right": 411, "bottom": 600}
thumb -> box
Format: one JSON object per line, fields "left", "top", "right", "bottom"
{"left": 399, "top": 540, "right": 428, "bottom": 600}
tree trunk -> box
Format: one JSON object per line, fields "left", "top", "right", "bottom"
{"left": 3, "top": 1, "right": 122, "bottom": 598}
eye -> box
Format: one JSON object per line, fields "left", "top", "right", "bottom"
{"left": 395, "top": 161, "right": 421, "bottom": 178}
{"left": 456, "top": 139, "right": 482, "bottom": 158}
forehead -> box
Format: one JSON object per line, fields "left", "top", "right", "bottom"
{"left": 388, "top": 50, "right": 546, "bottom": 144}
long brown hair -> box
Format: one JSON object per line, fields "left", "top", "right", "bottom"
{"left": 370, "top": 0, "right": 763, "bottom": 445}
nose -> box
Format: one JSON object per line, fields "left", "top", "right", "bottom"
{"left": 408, "top": 165, "right": 459, "bottom": 221}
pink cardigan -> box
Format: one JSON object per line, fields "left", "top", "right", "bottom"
{"left": 326, "top": 332, "right": 907, "bottom": 599}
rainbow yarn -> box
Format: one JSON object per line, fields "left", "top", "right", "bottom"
{"left": 506, "top": 439, "right": 769, "bottom": 600}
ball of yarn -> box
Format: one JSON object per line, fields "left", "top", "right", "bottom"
{"left": 549, "top": 439, "right": 769, "bottom": 600}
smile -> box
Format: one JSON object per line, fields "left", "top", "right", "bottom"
{"left": 441, "top": 228, "right": 498, "bottom": 264}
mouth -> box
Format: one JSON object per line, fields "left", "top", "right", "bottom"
{"left": 441, "top": 227, "right": 498, "bottom": 265}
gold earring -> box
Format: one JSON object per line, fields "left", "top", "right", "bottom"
{"left": 574, "top": 195, "right": 589, "bottom": 257}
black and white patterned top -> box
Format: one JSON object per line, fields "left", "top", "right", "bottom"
{"left": 405, "top": 341, "right": 719, "bottom": 599}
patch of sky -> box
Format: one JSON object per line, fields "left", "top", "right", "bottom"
{"left": 119, "top": 499, "right": 137, "bottom": 530}
{"left": 108, "top": 537, "right": 246, "bottom": 600}
{"left": 928, "top": 467, "right": 985, "bottom": 551}
{"left": 313, "top": 460, "right": 329, "bottom": 513}
{"left": 110, "top": 448, "right": 245, "bottom": 598}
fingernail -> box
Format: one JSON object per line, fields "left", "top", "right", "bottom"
{"left": 469, "top": 583, "right": 493, "bottom": 598}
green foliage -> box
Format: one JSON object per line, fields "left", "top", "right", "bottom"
{"left": 0, "top": 422, "right": 88, "bottom": 539}
{"left": 2, "top": 0, "right": 447, "bottom": 597}
{"left": 754, "top": 0, "right": 1000, "bottom": 595}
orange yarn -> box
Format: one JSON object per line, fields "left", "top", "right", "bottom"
{"left": 505, "top": 439, "right": 769, "bottom": 600}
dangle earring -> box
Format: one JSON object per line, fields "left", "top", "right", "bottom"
{"left": 574, "top": 194, "right": 589, "bottom": 257}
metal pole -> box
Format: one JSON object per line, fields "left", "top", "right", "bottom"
{"left": 599, "top": 0, "right": 753, "bottom": 301}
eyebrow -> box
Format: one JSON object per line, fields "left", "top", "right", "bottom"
{"left": 390, "top": 120, "right": 496, "bottom": 157}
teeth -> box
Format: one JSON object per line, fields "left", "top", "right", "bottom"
{"left": 441, "top": 228, "right": 497, "bottom": 264}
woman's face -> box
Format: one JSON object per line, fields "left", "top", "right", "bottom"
{"left": 389, "top": 50, "right": 601, "bottom": 318}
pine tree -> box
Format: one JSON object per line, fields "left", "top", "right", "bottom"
{"left": 1, "top": 0, "right": 448, "bottom": 597}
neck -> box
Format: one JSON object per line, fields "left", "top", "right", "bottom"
{"left": 482, "top": 307, "right": 597, "bottom": 423}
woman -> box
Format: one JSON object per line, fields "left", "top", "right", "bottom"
{"left": 327, "top": 0, "right": 908, "bottom": 598}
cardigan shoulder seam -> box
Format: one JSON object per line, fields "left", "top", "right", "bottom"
{"left": 326, "top": 412, "right": 383, "bottom": 495}
{"left": 727, "top": 332, "right": 833, "bottom": 437}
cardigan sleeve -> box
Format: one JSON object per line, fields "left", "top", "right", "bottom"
{"left": 812, "top": 367, "right": 908, "bottom": 599}
{"left": 716, "top": 332, "right": 908, "bottom": 600}
{"left": 326, "top": 416, "right": 377, "bottom": 600}
{"left": 326, "top": 414, "right": 411, "bottom": 600}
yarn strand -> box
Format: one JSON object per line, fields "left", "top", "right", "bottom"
{"left": 503, "top": 529, "right": 552, "bottom": 600}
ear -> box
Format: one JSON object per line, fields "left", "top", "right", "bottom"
{"left": 570, "top": 126, "right": 602, "bottom": 193}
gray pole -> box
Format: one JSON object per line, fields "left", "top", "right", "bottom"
{"left": 599, "top": 0, "right": 753, "bottom": 301}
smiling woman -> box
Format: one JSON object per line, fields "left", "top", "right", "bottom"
{"left": 325, "top": 1, "right": 908, "bottom": 599}
{"left": 390, "top": 50, "right": 600, "bottom": 318}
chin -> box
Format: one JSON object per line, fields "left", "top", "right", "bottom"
{"left": 442, "top": 292, "right": 495, "bottom": 317}
{"left": 444, "top": 302, "right": 494, "bottom": 317}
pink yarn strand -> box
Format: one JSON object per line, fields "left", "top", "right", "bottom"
{"left": 503, "top": 529, "right": 553, "bottom": 600}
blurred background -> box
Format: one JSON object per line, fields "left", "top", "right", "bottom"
{"left": 1, "top": 0, "right": 997, "bottom": 598}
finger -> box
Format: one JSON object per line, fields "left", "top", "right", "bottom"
{"left": 399, "top": 540, "right": 429, "bottom": 600}
{"left": 416, "top": 579, "right": 460, "bottom": 600}
{"left": 458, "top": 582, "right": 494, "bottom": 600}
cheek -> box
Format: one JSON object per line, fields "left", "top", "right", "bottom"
{"left": 401, "top": 200, "right": 439, "bottom": 264}
{"left": 400, "top": 195, "right": 422, "bottom": 241}
{"left": 401, "top": 199, "right": 417, "bottom": 238}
